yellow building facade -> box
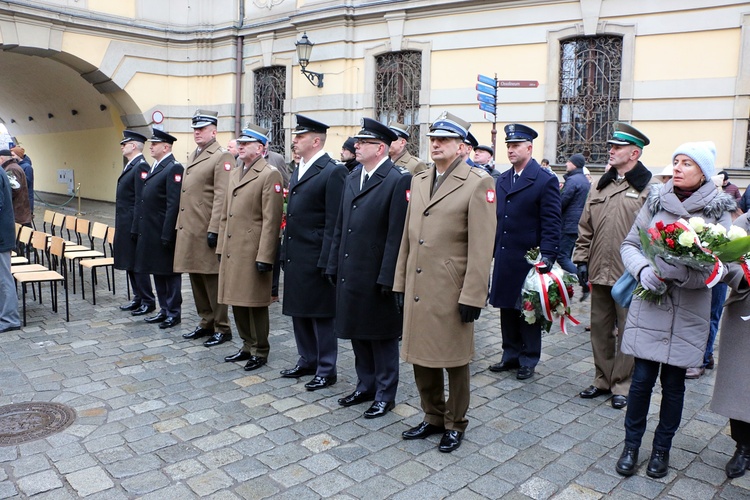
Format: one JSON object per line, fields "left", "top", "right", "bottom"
{"left": 1, "top": 0, "right": 749, "bottom": 201}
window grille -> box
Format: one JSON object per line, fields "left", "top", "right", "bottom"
{"left": 375, "top": 51, "right": 422, "bottom": 157}
{"left": 254, "top": 66, "right": 286, "bottom": 155}
{"left": 557, "top": 36, "right": 623, "bottom": 165}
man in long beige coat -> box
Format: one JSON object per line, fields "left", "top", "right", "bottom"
{"left": 217, "top": 124, "right": 283, "bottom": 371}
{"left": 174, "top": 110, "right": 235, "bottom": 347}
{"left": 393, "top": 112, "right": 496, "bottom": 453}
{"left": 388, "top": 122, "right": 427, "bottom": 174}
{"left": 573, "top": 122, "right": 652, "bottom": 410}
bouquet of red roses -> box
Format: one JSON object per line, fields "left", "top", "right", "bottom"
{"left": 520, "top": 247, "right": 580, "bottom": 334}
{"left": 634, "top": 217, "right": 750, "bottom": 303}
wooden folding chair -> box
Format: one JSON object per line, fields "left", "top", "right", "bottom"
{"left": 80, "top": 226, "right": 117, "bottom": 304}
{"left": 13, "top": 236, "right": 69, "bottom": 326}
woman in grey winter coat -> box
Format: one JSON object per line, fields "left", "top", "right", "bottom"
{"left": 710, "top": 212, "right": 750, "bottom": 478}
{"left": 615, "top": 141, "right": 735, "bottom": 479}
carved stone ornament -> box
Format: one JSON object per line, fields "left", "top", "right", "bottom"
{"left": 253, "top": 0, "right": 284, "bottom": 9}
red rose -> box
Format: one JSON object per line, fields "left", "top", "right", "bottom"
{"left": 523, "top": 301, "right": 534, "bottom": 311}
{"left": 665, "top": 224, "right": 676, "bottom": 234}
{"left": 666, "top": 238, "right": 675, "bottom": 249}
{"left": 648, "top": 228, "right": 660, "bottom": 240}
{"left": 566, "top": 286, "right": 574, "bottom": 296}
{"left": 655, "top": 221, "right": 665, "bottom": 231}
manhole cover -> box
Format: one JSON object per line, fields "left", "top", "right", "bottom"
{"left": 0, "top": 402, "right": 76, "bottom": 446}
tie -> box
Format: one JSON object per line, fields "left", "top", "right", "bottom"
{"left": 433, "top": 173, "right": 442, "bottom": 194}
{"left": 150, "top": 162, "right": 158, "bottom": 174}
{"left": 362, "top": 173, "right": 369, "bottom": 190}
{"left": 513, "top": 173, "right": 519, "bottom": 185}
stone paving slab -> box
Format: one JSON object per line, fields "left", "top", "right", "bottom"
{"left": 0, "top": 196, "right": 745, "bottom": 498}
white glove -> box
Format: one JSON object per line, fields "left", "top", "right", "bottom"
{"left": 654, "top": 255, "right": 689, "bottom": 282}
{"left": 640, "top": 266, "right": 665, "bottom": 293}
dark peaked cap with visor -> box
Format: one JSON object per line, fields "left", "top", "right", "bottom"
{"left": 353, "top": 118, "right": 398, "bottom": 145}
{"left": 120, "top": 130, "right": 147, "bottom": 144}
{"left": 149, "top": 129, "right": 177, "bottom": 144}
{"left": 292, "top": 114, "right": 329, "bottom": 135}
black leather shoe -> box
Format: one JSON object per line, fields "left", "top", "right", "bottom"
{"left": 144, "top": 312, "right": 167, "bottom": 323}
{"left": 363, "top": 401, "right": 395, "bottom": 419}
{"left": 402, "top": 422, "right": 445, "bottom": 440}
{"left": 119, "top": 299, "right": 141, "bottom": 311}
{"left": 488, "top": 360, "right": 519, "bottom": 373}
{"left": 203, "top": 332, "right": 232, "bottom": 347}
{"left": 305, "top": 375, "right": 337, "bottom": 391}
{"left": 726, "top": 444, "right": 750, "bottom": 478}
{"left": 280, "top": 366, "right": 316, "bottom": 378}
{"left": 517, "top": 366, "right": 535, "bottom": 380}
{"left": 616, "top": 446, "right": 639, "bottom": 476}
{"left": 183, "top": 326, "right": 212, "bottom": 339}
{"left": 132, "top": 304, "right": 156, "bottom": 316}
{"left": 438, "top": 430, "right": 464, "bottom": 453}
{"left": 338, "top": 391, "right": 376, "bottom": 407}
{"left": 579, "top": 385, "right": 612, "bottom": 399}
{"left": 224, "top": 350, "right": 252, "bottom": 363}
{"left": 159, "top": 316, "right": 181, "bottom": 329}
{"left": 611, "top": 395, "right": 628, "bottom": 409}
{"left": 243, "top": 356, "right": 267, "bottom": 371}
{"left": 646, "top": 449, "right": 669, "bottom": 478}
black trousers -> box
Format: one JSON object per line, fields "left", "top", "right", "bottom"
{"left": 153, "top": 273, "right": 182, "bottom": 317}
{"left": 731, "top": 419, "right": 750, "bottom": 447}
{"left": 500, "top": 307, "right": 542, "bottom": 368}
{"left": 128, "top": 271, "right": 155, "bottom": 308}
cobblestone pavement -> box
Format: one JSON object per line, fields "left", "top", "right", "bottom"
{"left": 0, "top": 195, "right": 747, "bottom": 499}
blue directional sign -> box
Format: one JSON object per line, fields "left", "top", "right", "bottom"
{"left": 477, "top": 93, "right": 495, "bottom": 105}
{"left": 479, "top": 103, "right": 496, "bottom": 114}
{"left": 476, "top": 83, "right": 497, "bottom": 97}
{"left": 477, "top": 74, "right": 496, "bottom": 87}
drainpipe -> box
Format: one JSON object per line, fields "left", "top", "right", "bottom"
{"left": 234, "top": 1, "right": 245, "bottom": 138}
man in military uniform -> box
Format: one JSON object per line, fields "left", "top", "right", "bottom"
{"left": 174, "top": 110, "right": 234, "bottom": 346}
{"left": 394, "top": 112, "right": 496, "bottom": 453}
{"left": 133, "top": 129, "right": 184, "bottom": 329}
{"left": 280, "top": 115, "right": 348, "bottom": 390}
{"left": 115, "top": 130, "right": 155, "bottom": 316}
{"left": 462, "top": 131, "right": 478, "bottom": 167}
{"left": 219, "top": 124, "right": 284, "bottom": 371}
{"left": 573, "top": 123, "right": 652, "bottom": 410}
{"left": 326, "top": 118, "right": 411, "bottom": 419}
{"left": 488, "top": 124, "right": 562, "bottom": 380}
{"left": 388, "top": 122, "right": 427, "bottom": 174}
{"left": 474, "top": 144, "right": 501, "bottom": 180}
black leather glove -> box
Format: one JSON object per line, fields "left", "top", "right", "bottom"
{"left": 459, "top": 304, "right": 481, "bottom": 323}
{"left": 380, "top": 285, "right": 393, "bottom": 297}
{"left": 325, "top": 273, "right": 336, "bottom": 287}
{"left": 256, "top": 262, "right": 273, "bottom": 273}
{"left": 537, "top": 257, "right": 553, "bottom": 274}
{"left": 207, "top": 232, "right": 218, "bottom": 248}
{"left": 576, "top": 262, "right": 589, "bottom": 286}
{"left": 131, "top": 233, "right": 138, "bottom": 242}
{"left": 394, "top": 292, "right": 404, "bottom": 314}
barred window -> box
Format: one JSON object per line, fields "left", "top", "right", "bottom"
{"left": 557, "top": 36, "right": 623, "bottom": 165}
{"left": 254, "top": 66, "right": 286, "bottom": 155}
{"left": 375, "top": 51, "right": 421, "bottom": 157}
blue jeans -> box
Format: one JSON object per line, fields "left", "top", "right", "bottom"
{"left": 705, "top": 283, "right": 727, "bottom": 366}
{"left": 557, "top": 232, "right": 578, "bottom": 277}
{"left": 624, "top": 357, "right": 686, "bottom": 451}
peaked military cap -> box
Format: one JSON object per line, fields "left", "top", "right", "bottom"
{"left": 388, "top": 121, "right": 410, "bottom": 139}
{"left": 504, "top": 123, "right": 538, "bottom": 143}
{"left": 427, "top": 111, "right": 470, "bottom": 139}
{"left": 292, "top": 114, "right": 329, "bottom": 135}
{"left": 120, "top": 130, "right": 148, "bottom": 145}
{"left": 149, "top": 129, "right": 177, "bottom": 144}
{"left": 607, "top": 122, "right": 650, "bottom": 149}
{"left": 191, "top": 109, "right": 219, "bottom": 129}
{"left": 237, "top": 123, "right": 269, "bottom": 145}
{"left": 475, "top": 144, "right": 494, "bottom": 155}
{"left": 353, "top": 118, "right": 398, "bottom": 145}
{"left": 464, "top": 131, "right": 479, "bottom": 148}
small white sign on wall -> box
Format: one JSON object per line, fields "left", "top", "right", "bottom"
{"left": 57, "top": 169, "right": 75, "bottom": 195}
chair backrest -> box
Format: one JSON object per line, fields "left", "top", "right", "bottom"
{"left": 49, "top": 236, "right": 66, "bottom": 259}
{"left": 31, "top": 231, "right": 47, "bottom": 251}
{"left": 91, "top": 222, "right": 108, "bottom": 240}
{"left": 75, "top": 218, "right": 92, "bottom": 247}
{"left": 52, "top": 212, "right": 66, "bottom": 235}
{"left": 18, "top": 225, "right": 33, "bottom": 246}
{"left": 64, "top": 215, "right": 77, "bottom": 241}
{"left": 43, "top": 210, "right": 56, "bottom": 232}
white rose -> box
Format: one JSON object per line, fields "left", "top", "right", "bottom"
{"left": 709, "top": 224, "right": 727, "bottom": 236}
{"left": 727, "top": 225, "right": 748, "bottom": 240}
{"left": 678, "top": 230, "right": 696, "bottom": 247}
{"left": 688, "top": 217, "right": 706, "bottom": 232}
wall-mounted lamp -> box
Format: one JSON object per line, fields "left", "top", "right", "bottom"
{"left": 295, "top": 32, "right": 324, "bottom": 88}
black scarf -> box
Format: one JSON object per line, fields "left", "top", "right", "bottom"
{"left": 596, "top": 161, "right": 652, "bottom": 192}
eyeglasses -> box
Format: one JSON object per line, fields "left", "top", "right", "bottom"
{"left": 356, "top": 140, "right": 382, "bottom": 146}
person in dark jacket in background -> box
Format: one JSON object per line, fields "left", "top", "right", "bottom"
{"left": 558, "top": 153, "right": 591, "bottom": 298}
{"left": 339, "top": 137, "right": 359, "bottom": 173}
{"left": 0, "top": 167, "right": 19, "bottom": 332}
{"left": 718, "top": 170, "right": 741, "bottom": 202}
{"left": 11, "top": 146, "right": 33, "bottom": 218}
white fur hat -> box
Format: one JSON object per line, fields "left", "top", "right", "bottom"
{"left": 672, "top": 141, "right": 716, "bottom": 180}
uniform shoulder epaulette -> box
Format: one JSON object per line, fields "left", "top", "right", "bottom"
{"left": 174, "top": 161, "right": 183, "bottom": 167}
{"left": 397, "top": 166, "right": 409, "bottom": 174}
{"left": 268, "top": 164, "right": 278, "bottom": 171}
{"left": 219, "top": 147, "right": 228, "bottom": 153}
{"left": 469, "top": 168, "right": 490, "bottom": 178}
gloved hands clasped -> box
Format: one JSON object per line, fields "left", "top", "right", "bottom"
{"left": 207, "top": 232, "right": 218, "bottom": 248}
{"left": 639, "top": 266, "right": 666, "bottom": 293}
{"left": 256, "top": 261, "right": 273, "bottom": 273}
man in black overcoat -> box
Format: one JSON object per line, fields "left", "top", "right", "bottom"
{"left": 280, "top": 115, "right": 348, "bottom": 390}
{"left": 325, "top": 118, "right": 411, "bottom": 418}
{"left": 488, "top": 124, "right": 562, "bottom": 380}
{"left": 132, "top": 129, "right": 184, "bottom": 329}
{"left": 115, "top": 130, "right": 156, "bottom": 316}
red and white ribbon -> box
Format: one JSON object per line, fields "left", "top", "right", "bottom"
{"left": 673, "top": 220, "right": 723, "bottom": 289}
{"left": 533, "top": 262, "right": 580, "bottom": 334}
